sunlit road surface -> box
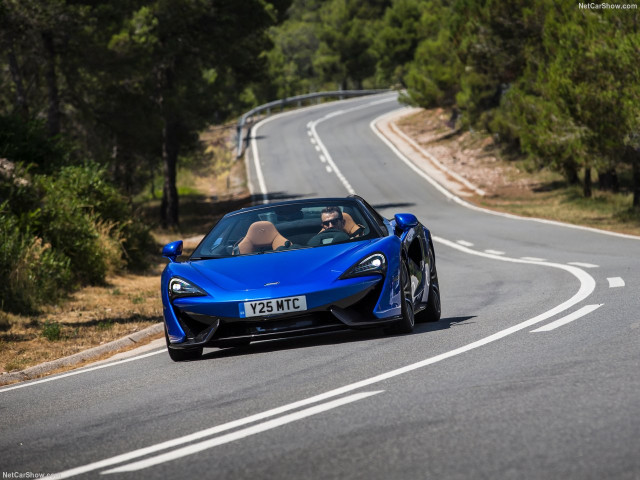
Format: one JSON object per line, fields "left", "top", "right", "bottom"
{"left": 2, "top": 93, "right": 639, "bottom": 480}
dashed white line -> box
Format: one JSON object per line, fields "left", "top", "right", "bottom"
{"left": 521, "top": 257, "right": 547, "bottom": 262}
{"left": 54, "top": 238, "right": 598, "bottom": 477}
{"left": 567, "top": 262, "right": 599, "bottom": 268}
{"left": 484, "top": 249, "right": 505, "bottom": 255}
{"left": 530, "top": 304, "right": 603, "bottom": 332}
{"left": 456, "top": 240, "right": 474, "bottom": 247}
{"left": 319, "top": 155, "right": 327, "bottom": 163}
{"left": 607, "top": 277, "right": 625, "bottom": 288}
{"left": 326, "top": 166, "right": 333, "bottom": 173}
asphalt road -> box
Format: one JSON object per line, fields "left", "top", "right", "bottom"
{"left": 1, "top": 93, "right": 639, "bottom": 480}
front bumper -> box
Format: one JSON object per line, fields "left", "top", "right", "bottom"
{"left": 164, "top": 277, "right": 401, "bottom": 349}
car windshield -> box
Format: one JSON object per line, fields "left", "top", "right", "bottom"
{"left": 191, "top": 200, "right": 381, "bottom": 259}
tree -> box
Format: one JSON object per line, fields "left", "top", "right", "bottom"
{"left": 110, "top": 0, "right": 285, "bottom": 227}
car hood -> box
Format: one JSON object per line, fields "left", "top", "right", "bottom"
{"left": 187, "top": 240, "right": 377, "bottom": 293}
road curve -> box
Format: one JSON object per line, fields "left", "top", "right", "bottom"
{"left": 1, "top": 93, "right": 639, "bottom": 480}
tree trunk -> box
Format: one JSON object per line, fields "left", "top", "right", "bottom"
{"left": 598, "top": 167, "right": 619, "bottom": 193}
{"left": 564, "top": 163, "right": 580, "bottom": 185}
{"left": 7, "top": 42, "right": 28, "bottom": 118}
{"left": 583, "top": 166, "right": 592, "bottom": 198}
{"left": 161, "top": 117, "right": 180, "bottom": 228}
{"left": 41, "top": 31, "right": 60, "bottom": 137}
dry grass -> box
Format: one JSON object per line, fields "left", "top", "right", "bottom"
{"left": 0, "top": 122, "right": 251, "bottom": 375}
{"left": 397, "top": 109, "right": 640, "bottom": 237}
{"left": 0, "top": 267, "right": 163, "bottom": 373}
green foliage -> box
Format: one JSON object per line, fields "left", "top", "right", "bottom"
{"left": 0, "top": 162, "right": 153, "bottom": 314}
{"left": 0, "top": 115, "right": 71, "bottom": 173}
{"left": 41, "top": 320, "right": 62, "bottom": 341}
{"left": 0, "top": 205, "right": 72, "bottom": 314}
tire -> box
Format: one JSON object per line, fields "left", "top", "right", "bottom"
{"left": 386, "top": 261, "right": 415, "bottom": 334}
{"left": 164, "top": 326, "right": 203, "bottom": 362}
{"left": 417, "top": 244, "right": 441, "bottom": 323}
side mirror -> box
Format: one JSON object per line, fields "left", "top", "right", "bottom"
{"left": 162, "top": 240, "right": 183, "bottom": 263}
{"left": 394, "top": 213, "right": 418, "bottom": 230}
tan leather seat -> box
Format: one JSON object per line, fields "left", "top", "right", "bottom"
{"left": 237, "top": 221, "right": 288, "bottom": 254}
{"left": 342, "top": 212, "right": 364, "bottom": 237}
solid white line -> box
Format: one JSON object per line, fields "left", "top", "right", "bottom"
{"left": 457, "top": 240, "right": 474, "bottom": 247}
{"left": 250, "top": 119, "right": 270, "bottom": 203}
{"left": 0, "top": 350, "right": 165, "bottom": 394}
{"left": 568, "top": 262, "right": 599, "bottom": 268}
{"left": 530, "top": 304, "right": 603, "bottom": 332}
{"left": 247, "top": 92, "right": 396, "bottom": 201}
{"left": 101, "top": 391, "right": 383, "bottom": 474}
{"left": 521, "top": 257, "right": 546, "bottom": 262}
{"left": 607, "top": 277, "right": 625, "bottom": 288}
{"left": 53, "top": 240, "right": 597, "bottom": 479}
{"left": 484, "top": 249, "right": 505, "bottom": 255}
{"left": 371, "top": 111, "right": 640, "bottom": 241}
{"left": 389, "top": 113, "right": 486, "bottom": 196}
{"left": 306, "top": 97, "right": 397, "bottom": 196}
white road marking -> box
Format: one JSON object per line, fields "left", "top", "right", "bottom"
{"left": 319, "top": 155, "right": 327, "bottom": 163}
{"left": 456, "top": 240, "right": 474, "bottom": 247}
{"left": 530, "top": 304, "right": 603, "bottom": 332}
{"left": 0, "top": 350, "right": 165, "bottom": 394}
{"left": 101, "top": 391, "right": 383, "bottom": 474}
{"left": 568, "top": 262, "right": 599, "bottom": 268}
{"left": 521, "top": 257, "right": 547, "bottom": 262}
{"left": 310, "top": 137, "right": 316, "bottom": 144}
{"left": 326, "top": 166, "right": 333, "bottom": 173}
{"left": 484, "top": 249, "right": 505, "bottom": 255}
{"left": 247, "top": 93, "right": 395, "bottom": 202}
{"left": 607, "top": 277, "right": 625, "bottom": 288}
{"left": 306, "top": 97, "right": 397, "bottom": 196}
{"left": 53, "top": 239, "right": 597, "bottom": 478}
{"left": 371, "top": 110, "right": 640, "bottom": 241}
{"left": 315, "top": 145, "right": 321, "bottom": 152}
{"left": 45, "top": 96, "right": 601, "bottom": 478}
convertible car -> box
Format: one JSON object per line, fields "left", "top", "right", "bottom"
{"left": 161, "top": 195, "right": 441, "bottom": 361}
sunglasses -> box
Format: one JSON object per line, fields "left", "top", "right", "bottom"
{"left": 322, "top": 217, "right": 343, "bottom": 228}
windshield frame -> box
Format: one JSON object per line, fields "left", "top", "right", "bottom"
{"left": 189, "top": 198, "right": 385, "bottom": 260}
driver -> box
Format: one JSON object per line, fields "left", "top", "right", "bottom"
{"left": 320, "top": 206, "right": 346, "bottom": 232}
{"left": 307, "top": 206, "right": 350, "bottom": 246}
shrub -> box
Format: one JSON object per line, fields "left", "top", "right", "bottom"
{"left": 0, "top": 161, "right": 154, "bottom": 314}
{"left": 42, "top": 321, "right": 62, "bottom": 341}
{"left": 0, "top": 206, "right": 72, "bottom": 313}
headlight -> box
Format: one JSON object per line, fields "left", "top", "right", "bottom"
{"left": 168, "top": 277, "right": 207, "bottom": 299}
{"left": 341, "top": 253, "right": 387, "bottom": 279}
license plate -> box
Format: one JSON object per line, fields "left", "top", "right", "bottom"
{"left": 240, "top": 295, "right": 307, "bottom": 318}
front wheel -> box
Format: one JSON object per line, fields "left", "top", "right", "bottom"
{"left": 417, "top": 244, "right": 441, "bottom": 323}
{"left": 385, "top": 261, "right": 415, "bottom": 334}
{"left": 165, "top": 326, "right": 203, "bottom": 362}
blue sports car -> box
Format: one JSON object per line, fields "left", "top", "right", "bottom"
{"left": 161, "top": 195, "right": 441, "bottom": 361}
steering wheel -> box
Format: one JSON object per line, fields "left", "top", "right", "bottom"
{"left": 307, "top": 227, "right": 350, "bottom": 246}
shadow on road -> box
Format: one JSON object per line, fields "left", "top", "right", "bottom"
{"left": 196, "top": 315, "right": 476, "bottom": 362}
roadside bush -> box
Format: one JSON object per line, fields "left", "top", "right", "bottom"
{"left": 0, "top": 206, "right": 72, "bottom": 313}
{"left": 0, "top": 161, "right": 154, "bottom": 314}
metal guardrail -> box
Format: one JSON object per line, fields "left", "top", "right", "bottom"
{"left": 235, "top": 89, "right": 389, "bottom": 157}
